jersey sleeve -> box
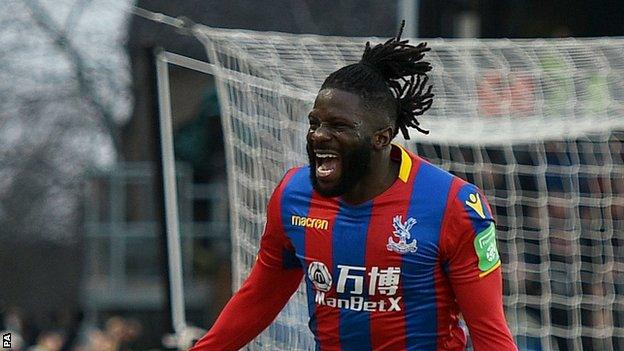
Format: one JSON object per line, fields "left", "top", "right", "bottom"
{"left": 189, "top": 170, "right": 304, "bottom": 351}
{"left": 256, "top": 171, "right": 302, "bottom": 270}
{"left": 440, "top": 181, "right": 517, "bottom": 351}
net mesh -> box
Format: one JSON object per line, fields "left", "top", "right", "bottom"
{"left": 193, "top": 25, "right": 624, "bottom": 350}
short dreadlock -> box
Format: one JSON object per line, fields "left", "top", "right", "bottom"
{"left": 320, "top": 21, "right": 434, "bottom": 140}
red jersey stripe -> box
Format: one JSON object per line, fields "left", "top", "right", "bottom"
{"left": 305, "top": 192, "right": 341, "bottom": 351}
{"left": 365, "top": 146, "right": 421, "bottom": 350}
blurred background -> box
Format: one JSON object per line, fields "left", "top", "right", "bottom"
{"left": 1, "top": 0, "right": 623, "bottom": 350}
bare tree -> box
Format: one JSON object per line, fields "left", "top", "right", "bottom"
{"left": 0, "top": 0, "right": 132, "bottom": 244}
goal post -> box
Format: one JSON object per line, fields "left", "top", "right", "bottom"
{"left": 190, "top": 25, "right": 624, "bottom": 350}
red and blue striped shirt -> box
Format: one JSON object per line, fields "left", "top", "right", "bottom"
{"left": 191, "top": 144, "right": 517, "bottom": 351}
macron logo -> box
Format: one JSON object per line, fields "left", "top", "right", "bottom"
{"left": 291, "top": 215, "right": 329, "bottom": 230}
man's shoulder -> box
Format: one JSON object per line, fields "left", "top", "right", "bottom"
{"left": 412, "top": 154, "right": 468, "bottom": 188}
{"left": 411, "top": 154, "right": 486, "bottom": 202}
{"left": 273, "top": 166, "right": 312, "bottom": 198}
{"left": 422, "top": 160, "right": 494, "bottom": 224}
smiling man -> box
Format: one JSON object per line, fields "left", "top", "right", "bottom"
{"left": 190, "top": 26, "right": 517, "bottom": 351}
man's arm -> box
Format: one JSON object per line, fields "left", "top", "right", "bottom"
{"left": 442, "top": 181, "right": 517, "bottom": 351}
{"left": 188, "top": 260, "right": 303, "bottom": 351}
{"left": 190, "top": 170, "right": 303, "bottom": 351}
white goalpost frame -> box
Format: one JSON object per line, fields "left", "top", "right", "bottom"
{"left": 153, "top": 23, "right": 624, "bottom": 350}
{"left": 154, "top": 49, "right": 199, "bottom": 345}
{"left": 155, "top": 50, "right": 319, "bottom": 350}
{"left": 155, "top": 50, "right": 258, "bottom": 349}
{"left": 155, "top": 52, "right": 242, "bottom": 297}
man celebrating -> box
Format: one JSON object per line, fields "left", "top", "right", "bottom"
{"left": 190, "top": 25, "right": 517, "bottom": 350}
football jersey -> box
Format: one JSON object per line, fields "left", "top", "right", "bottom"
{"left": 190, "top": 144, "right": 517, "bottom": 351}
{"left": 258, "top": 144, "right": 515, "bottom": 350}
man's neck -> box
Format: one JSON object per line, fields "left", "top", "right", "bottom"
{"left": 342, "top": 146, "right": 400, "bottom": 205}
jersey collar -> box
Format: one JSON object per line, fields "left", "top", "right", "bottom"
{"left": 391, "top": 144, "right": 413, "bottom": 183}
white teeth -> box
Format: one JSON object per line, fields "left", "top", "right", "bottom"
{"left": 317, "top": 168, "right": 332, "bottom": 176}
{"left": 316, "top": 153, "right": 338, "bottom": 158}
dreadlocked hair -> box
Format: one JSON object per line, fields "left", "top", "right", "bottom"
{"left": 320, "top": 21, "right": 434, "bottom": 139}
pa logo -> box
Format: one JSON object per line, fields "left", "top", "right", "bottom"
{"left": 2, "top": 332, "right": 10, "bottom": 349}
{"left": 307, "top": 261, "right": 332, "bottom": 292}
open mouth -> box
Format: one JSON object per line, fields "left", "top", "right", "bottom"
{"left": 314, "top": 150, "right": 341, "bottom": 183}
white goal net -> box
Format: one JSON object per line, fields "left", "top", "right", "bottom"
{"left": 193, "top": 26, "right": 624, "bottom": 351}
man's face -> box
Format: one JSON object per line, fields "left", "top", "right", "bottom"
{"left": 306, "top": 88, "right": 374, "bottom": 197}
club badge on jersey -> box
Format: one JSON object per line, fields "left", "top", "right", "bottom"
{"left": 386, "top": 215, "right": 418, "bottom": 254}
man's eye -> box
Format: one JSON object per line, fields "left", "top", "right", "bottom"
{"left": 334, "top": 123, "right": 351, "bottom": 130}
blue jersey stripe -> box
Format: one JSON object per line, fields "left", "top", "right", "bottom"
{"left": 279, "top": 167, "right": 317, "bottom": 340}
{"left": 403, "top": 161, "right": 453, "bottom": 350}
{"left": 333, "top": 200, "right": 374, "bottom": 351}
{"left": 280, "top": 167, "right": 312, "bottom": 263}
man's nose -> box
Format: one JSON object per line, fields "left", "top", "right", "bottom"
{"left": 310, "top": 124, "right": 332, "bottom": 143}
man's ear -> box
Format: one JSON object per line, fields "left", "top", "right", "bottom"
{"left": 373, "top": 126, "right": 394, "bottom": 150}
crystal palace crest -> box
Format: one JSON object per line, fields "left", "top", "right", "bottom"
{"left": 387, "top": 215, "right": 418, "bottom": 254}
